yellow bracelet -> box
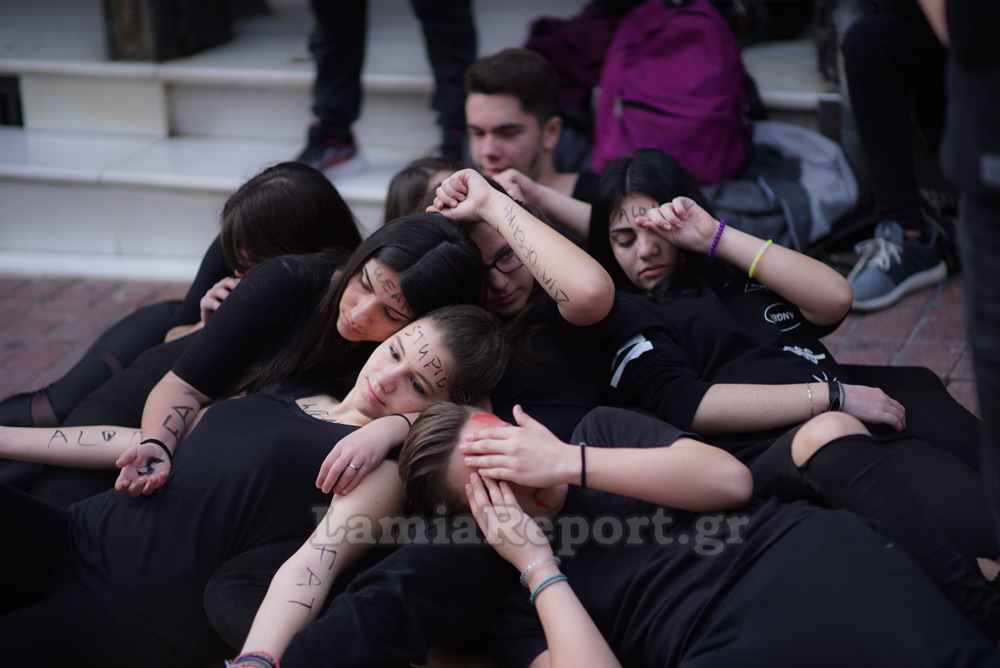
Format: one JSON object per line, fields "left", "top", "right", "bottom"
{"left": 748, "top": 239, "right": 773, "bottom": 279}
{"left": 806, "top": 383, "right": 815, "bottom": 417}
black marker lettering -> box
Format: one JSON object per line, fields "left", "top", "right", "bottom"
{"left": 47, "top": 430, "right": 70, "bottom": 448}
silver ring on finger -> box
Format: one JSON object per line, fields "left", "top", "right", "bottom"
{"left": 348, "top": 464, "right": 359, "bottom": 471}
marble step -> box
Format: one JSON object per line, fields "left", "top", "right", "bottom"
{"left": 0, "top": 0, "right": 836, "bottom": 280}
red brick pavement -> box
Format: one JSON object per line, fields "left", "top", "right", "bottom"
{"left": 0, "top": 273, "right": 980, "bottom": 418}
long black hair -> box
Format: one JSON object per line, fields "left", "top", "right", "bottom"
{"left": 234, "top": 212, "right": 485, "bottom": 395}
{"left": 588, "top": 149, "right": 732, "bottom": 299}
{"left": 220, "top": 161, "right": 362, "bottom": 274}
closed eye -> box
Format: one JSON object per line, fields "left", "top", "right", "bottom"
{"left": 610, "top": 231, "right": 636, "bottom": 249}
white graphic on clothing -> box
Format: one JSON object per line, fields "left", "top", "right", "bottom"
{"left": 611, "top": 333, "right": 653, "bottom": 388}
{"left": 764, "top": 302, "right": 801, "bottom": 332}
{"left": 783, "top": 345, "right": 827, "bottom": 365}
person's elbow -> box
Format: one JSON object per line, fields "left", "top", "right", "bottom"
{"left": 563, "top": 272, "right": 616, "bottom": 327}
{"left": 714, "top": 460, "right": 754, "bottom": 509}
{"left": 805, "top": 279, "right": 853, "bottom": 327}
{"left": 829, "top": 280, "right": 854, "bottom": 321}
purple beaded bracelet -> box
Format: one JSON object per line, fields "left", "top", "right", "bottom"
{"left": 707, "top": 219, "right": 726, "bottom": 260}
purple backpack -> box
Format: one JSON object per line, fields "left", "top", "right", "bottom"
{"left": 592, "top": 0, "right": 749, "bottom": 184}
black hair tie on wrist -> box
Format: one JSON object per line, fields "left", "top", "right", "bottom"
{"left": 141, "top": 438, "right": 173, "bottom": 463}
{"left": 391, "top": 413, "right": 412, "bottom": 428}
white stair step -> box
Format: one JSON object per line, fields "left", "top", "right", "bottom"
{"left": 0, "top": 126, "right": 424, "bottom": 279}
{"left": 0, "top": 0, "right": 836, "bottom": 282}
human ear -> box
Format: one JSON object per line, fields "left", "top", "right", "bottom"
{"left": 542, "top": 116, "right": 562, "bottom": 151}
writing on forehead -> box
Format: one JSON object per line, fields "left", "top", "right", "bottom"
{"left": 618, "top": 202, "right": 648, "bottom": 223}
{"left": 404, "top": 325, "right": 448, "bottom": 388}
{"left": 371, "top": 263, "right": 408, "bottom": 309}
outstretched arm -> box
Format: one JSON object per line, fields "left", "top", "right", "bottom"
{"left": 639, "top": 197, "right": 853, "bottom": 326}
{"left": 494, "top": 168, "right": 593, "bottom": 242}
{"left": 0, "top": 424, "right": 141, "bottom": 468}
{"left": 692, "top": 382, "right": 906, "bottom": 433}
{"left": 432, "top": 169, "right": 615, "bottom": 326}
{"left": 116, "top": 370, "right": 210, "bottom": 497}
{"left": 462, "top": 406, "right": 752, "bottom": 511}
{"left": 237, "top": 461, "right": 406, "bottom": 662}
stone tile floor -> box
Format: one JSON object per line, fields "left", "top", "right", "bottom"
{"left": 0, "top": 271, "right": 979, "bottom": 418}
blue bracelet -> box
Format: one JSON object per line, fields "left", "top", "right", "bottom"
{"left": 226, "top": 651, "right": 280, "bottom": 668}
{"left": 529, "top": 573, "right": 568, "bottom": 605}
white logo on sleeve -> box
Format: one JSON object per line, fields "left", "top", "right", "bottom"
{"left": 611, "top": 333, "right": 653, "bottom": 388}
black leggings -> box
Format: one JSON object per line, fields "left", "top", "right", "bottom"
{"left": 751, "top": 427, "right": 1000, "bottom": 639}
{"left": 8, "top": 336, "right": 198, "bottom": 508}
{"left": 0, "top": 300, "right": 179, "bottom": 429}
{"left": 681, "top": 511, "right": 1000, "bottom": 667}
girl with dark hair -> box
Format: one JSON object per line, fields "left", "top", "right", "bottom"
{"left": 0, "top": 161, "right": 362, "bottom": 431}
{"left": 0, "top": 162, "right": 363, "bottom": 500}
{"left": 383, "top": 155, "right": 466, "bottom": 224}
{"left": 589, "top": 148, "right": 1000, "bottom": 640}
{"left": 427, "top": 168, "right": 617, "bottom": 441}
{"left": 2, "top": 212, "right": 483, "bottom": 507}
{"left": 113, "top": 212, "right": 485, "bottom": 497}
{"left": 0, "top": 306, "right": 508, "bottom": 668}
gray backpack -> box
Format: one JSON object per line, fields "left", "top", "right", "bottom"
{"left": 702, "top": 120, "right": 859, "bottom": 251}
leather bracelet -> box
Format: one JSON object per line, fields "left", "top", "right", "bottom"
{"left": 827, "top": 381, "right": 842, "bottom": 412}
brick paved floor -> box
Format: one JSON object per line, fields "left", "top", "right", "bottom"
{"left": 0, "top": 272, "right": 980, "bottom": 418}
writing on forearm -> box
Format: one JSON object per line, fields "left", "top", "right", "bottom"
{"left": 161, "top": 394, "right": 198, "bottom": 440}
{"left": 46, "top": 428, "right": 140, "bottom": 448}
{"left": 502, "top": 202, "right": 569, "bottom": 304}
{"left": 287, "top": 547, "right": 339, "bottom": 611}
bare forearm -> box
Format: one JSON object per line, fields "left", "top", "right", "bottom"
{"left": 584, "top": 442, "right": 752, "bottom": 510}
{"left": 0, "top": 424, "right": 141, "bottom": 468}
{"left": 532, "top": 186, "right": 592, "bottom": 241}
{"left": 141, "top": 371, "right": 209, "bottom": 455}
{"left": 482, "top": 192, "right": 614, "bottom": 326}
{"left": 241, "top": 463, "right": 405, "bottom": 659}
{"left": 525, "top": 565, "right": 621, "bottom": 668}
{"left": 692, "top": 383, "right": 831, "bottom": 433}
{"left": 714, "top": 227, "right": 852, "bottom": 325}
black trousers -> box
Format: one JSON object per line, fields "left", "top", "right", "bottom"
{"left": 308, "top": 0, "right": 476, "bottom": 137}
{"left": 958, "top": 192, "right": 1000, "bottom": 537}
{"left": 842, "top": 11, "right": 947, "bottom": 229}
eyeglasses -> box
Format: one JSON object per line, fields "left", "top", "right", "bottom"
{"left": 485, "top": 248, "right": 523, "bottom": 275}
